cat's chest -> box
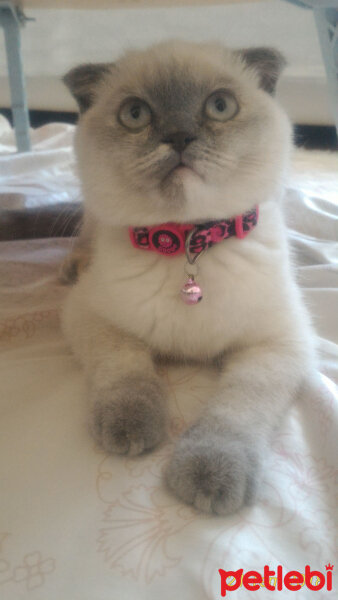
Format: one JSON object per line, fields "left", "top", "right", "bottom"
{"left": 88, "top": 235, "right": 266, "bottom": 359}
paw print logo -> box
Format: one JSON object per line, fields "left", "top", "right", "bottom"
{"left": 13, "top": 551, "right": 55, "bottom": 590}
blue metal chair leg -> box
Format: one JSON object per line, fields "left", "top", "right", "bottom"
{"left": 313, "top": 7, "right": 338, "bottom": 137}
{"left": 0, "top": 2, "right": 31, "bottom": 152}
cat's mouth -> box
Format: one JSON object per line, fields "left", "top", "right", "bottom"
{"left": 164, "top": 154, "right": 199, "bottom": 181}
{"left": 173, "top": 163, "right": 192, "bottom": 174}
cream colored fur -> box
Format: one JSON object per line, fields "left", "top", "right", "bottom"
{"left": 61, "top": 41, "right": 315, "bottom": 515}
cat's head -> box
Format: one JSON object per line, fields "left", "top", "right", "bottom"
{"left": 65, "top": 41, "right": 291, "bottom": 226}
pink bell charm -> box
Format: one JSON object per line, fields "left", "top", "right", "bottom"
{"left": 180, "top": 276, "right": 203, "bottom": 305}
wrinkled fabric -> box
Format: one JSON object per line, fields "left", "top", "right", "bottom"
{"left": 0, "top": 116, "right": 78, "bottom": 207}
{"left": 0, "top": 122, "right": 337, "bottom": 599}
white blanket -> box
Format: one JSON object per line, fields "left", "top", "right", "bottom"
{"left": 0, "top": 122, "right": 337, "bottom": 599}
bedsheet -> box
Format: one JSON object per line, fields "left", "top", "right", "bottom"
{"left": 0, "top": 125, "right": 337, "bottom": 599}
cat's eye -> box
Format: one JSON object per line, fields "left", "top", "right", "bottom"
{"left": 204, "top": 90, "right": 239, "bottom": 122}
{"left": 118, "top": 98, "right": 152, "bottom": 131}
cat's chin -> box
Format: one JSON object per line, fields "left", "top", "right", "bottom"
{"left": 160, "top": 164, "right": 201, "bottom": 204}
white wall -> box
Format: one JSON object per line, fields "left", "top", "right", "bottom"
{"left": 0, "top": 0, "right": 332, "bottom": 124}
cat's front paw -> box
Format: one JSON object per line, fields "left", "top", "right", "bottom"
{"left": 90, "top": 376, "right": 167, "bottom": 456}
{"left": 165, "top": 428, "right": 260, "bottom": 515}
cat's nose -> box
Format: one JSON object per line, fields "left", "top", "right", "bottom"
{"left": 162, "top": 131, "right": 197, "bottom": 153}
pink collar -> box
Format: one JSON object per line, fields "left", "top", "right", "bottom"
{"left": 129, "top": 206, "right": 259, "bottom": 257}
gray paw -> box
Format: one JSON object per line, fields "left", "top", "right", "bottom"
{"left": 90, "top": 376, "right": 167, "bottom": 456}
{"left": 59, "top": 249, "right": 90, "bottom": 284}
{"left": 165, "top": 428, "right": 260, "bottom": 515}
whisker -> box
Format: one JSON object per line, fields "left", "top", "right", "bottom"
{"left": 49, "top": 203, "right": 82, "bottom": 238}
{"left": 48, "top": 206, "right": 71, "bottom": 237}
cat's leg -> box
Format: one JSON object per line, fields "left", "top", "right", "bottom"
{"left": 60, "top": 212, "right": 94, "bottom": 284}
{"left": 62, "top": 288, "right": 167, "bottom": 455}
{"left": 165, "top": 341, "right": 312, "bottom": 515}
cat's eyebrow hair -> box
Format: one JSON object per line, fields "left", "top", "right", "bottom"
{"left": 208, "top": 76, "right": 241, "bottom": 92}
{"left": 112, "top": 85, "right": 148, "bottom": 103}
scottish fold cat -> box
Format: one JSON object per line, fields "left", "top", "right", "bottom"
{"left": 61, "top": 41, "right": 314, "bottom": 515}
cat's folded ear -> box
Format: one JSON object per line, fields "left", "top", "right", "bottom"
{"left": 63, "top": 63, "right": 112, "bottom": 113}
{"left": 236, "top": 47, "right": 286, "bottom": 95}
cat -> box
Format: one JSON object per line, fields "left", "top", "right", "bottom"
{"left": 61, "top": 40, "right": 315, "bottom": 515}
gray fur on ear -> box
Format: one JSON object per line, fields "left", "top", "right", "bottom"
{"left": 237, "top": 47, "right": 286, "bottom": 95}
{"left": 63, "top": 63, "right": 112, "bottom": 112}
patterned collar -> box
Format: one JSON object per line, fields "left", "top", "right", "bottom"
{"left": 129, "top": 206, "right": 259, "bottom": 257}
